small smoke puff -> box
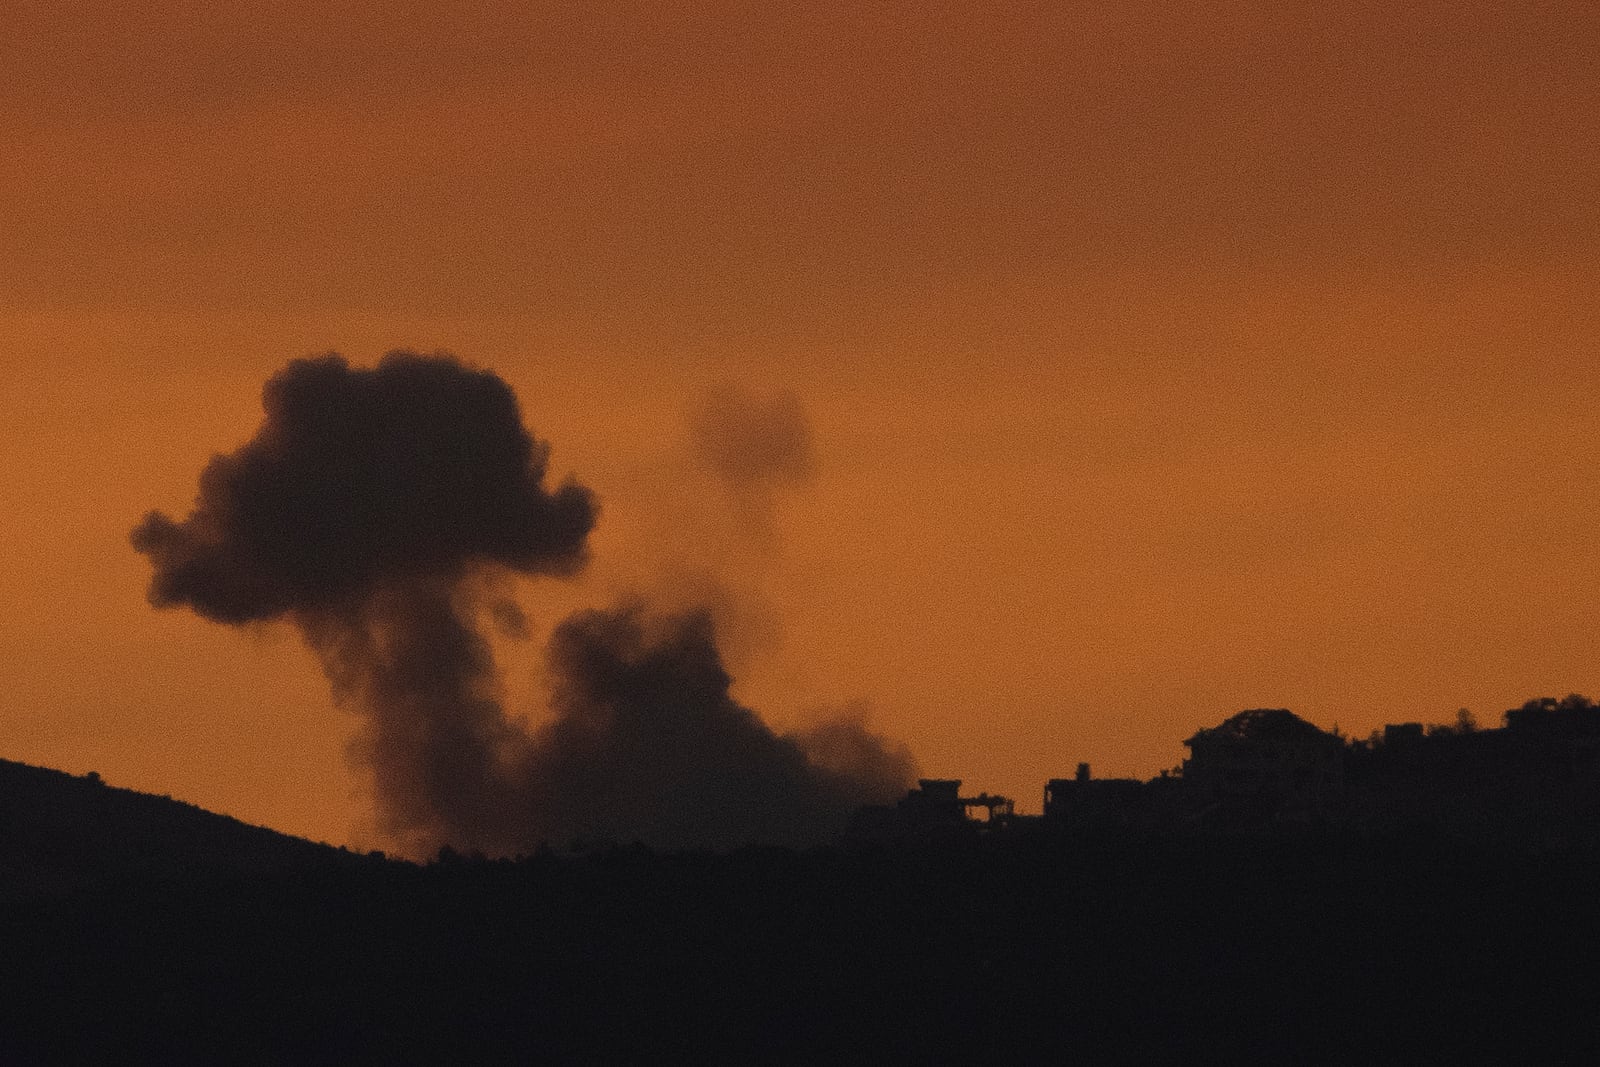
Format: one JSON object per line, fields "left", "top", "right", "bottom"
{"left": 689, "top": 385, "right": 815, "bottom": 492}
{"left": 489, "top": 598, "right": 531, "bottom": 640}
{"left": 131, "top": 351, "right": 598, "bottom": 623}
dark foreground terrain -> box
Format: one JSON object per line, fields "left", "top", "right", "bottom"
{"left": 2, "top": 762, "right": 1598, "bottom": 1064}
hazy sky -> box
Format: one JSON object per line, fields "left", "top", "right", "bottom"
{"left": 4, "top": 1, "right": 1598, "bottom": 846}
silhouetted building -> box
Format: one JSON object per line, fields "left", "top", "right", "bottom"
{"left": 849, "top": 779, "right": 1016, "bottom": 841}
{"left": 1345, "top": 695, "right": 1600, "bottom": 842}
{"left": 853, "top": 696, "right": 1600, "bottom": 846}
{"left": 898, "top": 779, "right": 966, "bottom": 828}
{"left": 1505, "top": 695, "right": 1600, "bottom": 740}
{"left": 1043, "top": 763, "right": 1148, "bottom": 825}
{"left": 1183, "top": 709, "right": 1344, "bottom": 818}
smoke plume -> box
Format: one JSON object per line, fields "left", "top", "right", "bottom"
{"left": 133, "top": 351, "right": 912, "bottom": 855}
{"left": 529, "top": 603, "right": 913, "bottom": 849}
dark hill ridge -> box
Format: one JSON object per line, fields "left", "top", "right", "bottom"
{"left": 0, "top": 758, "right": 367, "bottom": 901}
{"left": 2, "top": 754, "right": 1599, "bottom": 1061}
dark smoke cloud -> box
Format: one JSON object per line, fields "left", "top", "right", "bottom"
{"left": 131, "top": 351, "right": 596, "bottom": 854}
{"left": 131, "top": 351, "right": 596, "bottom": 622}
{"left": 528, "top": 603, "right": 913, "bottom": 850}
{"left": 133, "top": 351, "right": 913, "bottom": 856}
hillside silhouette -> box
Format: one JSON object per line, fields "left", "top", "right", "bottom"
{"left": 3, "top": 750, "right": 1600, "bottom": 1062}
{"left": 0, "top": 758, "right": 369, "bottom": 902}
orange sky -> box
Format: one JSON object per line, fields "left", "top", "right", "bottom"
{"left": 3, "top": 1, "right": 1598, "bottom": 846}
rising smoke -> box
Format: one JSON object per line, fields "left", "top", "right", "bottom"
{"left": 132, "top": 351, "right": 912, "bottom": 856}
{"left": 528, "top": 603, "right": 913, "bottom": 850}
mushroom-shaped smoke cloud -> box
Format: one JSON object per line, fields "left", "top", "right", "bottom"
{"left": 134, "top": 351, "right": 912, "bottom": 856}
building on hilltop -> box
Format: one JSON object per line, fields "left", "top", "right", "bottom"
{"left": 1504, "top": 694, "right": 1600, "bottom": 743}
{"left": 1343, "top": 694, "right": 1600, "bottom": 841}
{"left": 1043, "top": 763, "right": 1151, "bottom": 826}
{"left": 1182, "top": 708, "right": 1345, "bottom": 819}
{"left": 847, "top": 779, "right": 1016, "bottom": 841}
{"left": 893, "top": 778, "right": 964, "bottom": 829}
{"left": 841, "top": 697, "right": 1600, "bottom": 844}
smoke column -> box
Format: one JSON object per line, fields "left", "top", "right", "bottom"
{"left": 133, "top": 351, "right": 912, "bottom": 855}
{"left": 131, "top": 352, "right": 595, "bottom": 854}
